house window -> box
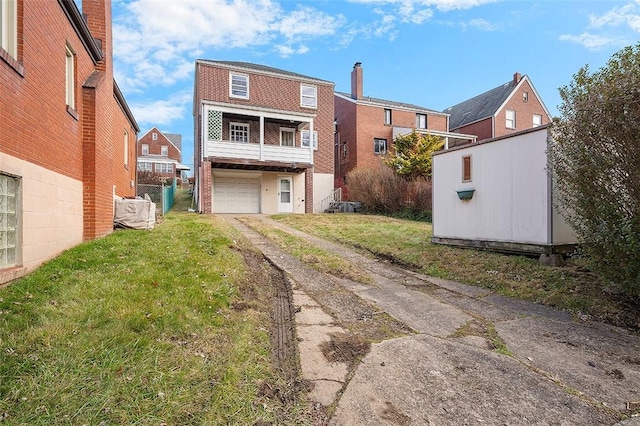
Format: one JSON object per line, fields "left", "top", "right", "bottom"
{"left": 300, "top": 84, "right": 317, "bottom": 108}
{"left": 123, "top": 130, "right": 129, "bottom": 167}
{"left": 0, "top": 173, "right": 18, "bottom": 269}
{"left": 280, "top": 128, "right": 295, "bottom": 147}
{"left": 137, "top": 161, "right": 152, "bottom": 172}
{"left": 152, "top": 132, "right": 158, "bottom": 140}
{"left": 301, "top": 130, "right": 318, "bottom": 150}
{"left": 161, "top": 145, "right": 168, "bottom": 157}
{"left": 416, "top": 113, "right": 427, "bottom": 129}
{"left": 462, "top": 155, "right": 472, "bottom": 182}
{"left": 505, "top": 109, "right": 516, "bottom": 129}
{"left": 533, "top": 114, "right": 542, "bottom": 128}
{"left": 384, "top": 109, "right": 392, "bottom": 125}
{"left": 523, "top": 91, "right": 529, "bottom": 102}
{"left": 155, "top": 163, "right": 174, "bottom": 174}
{"left": 374, "top": 138, "right": 387, "bottom": 155}
{"left": 342, "top": 142, "right": 347, "bottom": 158}
{"left": 230, "top": 73, "right": 249, "bottom": 99}
{"left": 230, "top": 122, "right": 249, "bottom": 142}
{"left": 0, "top": 0, "right": 17, "bottom": 58}
{"left": 65, "top": 44, "right": 75, "bottom": 110}
{"left": 141, "top": 144, "right": 149, "bottom": 156}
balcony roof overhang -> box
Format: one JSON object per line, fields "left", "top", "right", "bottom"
{"left": 207, "top": 157, "right": 311, "bottom": 173}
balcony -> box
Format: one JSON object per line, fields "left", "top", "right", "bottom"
{"left": 202, "top": 103, "right": 316, "bottom": 170}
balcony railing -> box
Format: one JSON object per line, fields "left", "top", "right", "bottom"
{"left": 205, "top": 140, "right": 312, "bottom": 165}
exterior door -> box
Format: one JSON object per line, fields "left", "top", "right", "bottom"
{"left": 278, "top": 177, "right": 293, "bottom": 213}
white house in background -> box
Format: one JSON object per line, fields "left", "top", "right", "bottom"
{"left": 431, "top": 125, "right": 577, "bottom": 262}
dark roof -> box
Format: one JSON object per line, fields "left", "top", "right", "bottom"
{"left": 165, "top": 133, "right": 182, "bottom": 152}
{"left": 335, "top": 91, "right": 441, "bottom": 114}
{"left": 443, "top": 78, "right": 519, "bottom": 130}
{"left": 198, "top": 60, "right": 333, "bottom": 85}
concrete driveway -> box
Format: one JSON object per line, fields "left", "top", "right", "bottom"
{"left": 223, "top": 215, "right": 640, "bottom": 426}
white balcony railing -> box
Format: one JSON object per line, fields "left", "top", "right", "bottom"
{"left": 206, "top": 140, "right": 312, "bottom": 165}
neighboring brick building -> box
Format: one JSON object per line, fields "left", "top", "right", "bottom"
{"left": 334, "top": 63, "right": 475, "bottom": 191}
{"left": 193, "top": 60, "right": 335, "bottom": 214}
{"left": 0, "top": 0, "right": 138, "bottom": 284}
{"left": 443, "top": 72, "right": 552, "bottom": 141}
{"left": 137, "top": 127, "right": 189, "bottom": 180}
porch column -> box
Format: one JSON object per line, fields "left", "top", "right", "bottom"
{"left": 259, "top": 115, "right": 265, "bottom": 161}
{"left": 308, "top": 119, "right": 314, "bottom": 164}
{"left": 305, "top": 166, "right": 314, "bottom": 213}
{"left": 201, "top": 161, "right": 212, "bottom": 214}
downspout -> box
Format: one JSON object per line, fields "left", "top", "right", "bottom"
{"left": 546, "top": 132, "right": 554, "bottom": 245}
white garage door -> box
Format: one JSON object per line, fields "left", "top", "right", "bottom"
{"left": 213, "top": 176, "right": 260, "bottom": 213}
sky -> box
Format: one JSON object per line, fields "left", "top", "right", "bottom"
{"left": 99, "top": 0, "right": 640, "bottom": 174}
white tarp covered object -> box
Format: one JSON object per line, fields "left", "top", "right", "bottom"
{"left": 114, "top": 197, "right": 156, "bottom": 230}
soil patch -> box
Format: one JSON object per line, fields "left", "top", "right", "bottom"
{"left": 320, "top": 332, "right": 371, "bottom": 369}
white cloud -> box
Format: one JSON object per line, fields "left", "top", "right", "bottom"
{"left": 467, "top": 18, "right": 497, "bottom": 31}
{"left": 588, "top": 0, "right": 640, "bottom": 31}
{"left": 559, "top": 32, "right": 627, "bottom": 50}
{"left": 130, "top": 92, "right": 192, "bottom": 126}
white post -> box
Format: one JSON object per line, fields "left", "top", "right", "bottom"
{"left": 259, "top": 115, "right": 265, "bottom": 161}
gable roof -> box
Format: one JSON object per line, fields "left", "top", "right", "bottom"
{"left": 335, "top": 91, "right": 444, "bottom": 115}
{"left": 443, "top": 78, "right": 520, "bottom": 130}
{"left": 197, "top": 60, "right": 333, "bottom": 85}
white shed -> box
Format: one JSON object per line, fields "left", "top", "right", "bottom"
{"left": 431, "top": 125, "right": 577, "bottom": 258}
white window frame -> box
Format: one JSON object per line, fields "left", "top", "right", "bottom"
{"left": 374, "top": 138, "right": 387, "bottom": 155}
{"left": 416, "top": 113, "right": 427, "bottom": 129}
{"left": 301, "top": 130, "right": 318, "bottom": 150}
{"left": 152, "top": 132, "right": 158, "bottom": 140}
{"left": 300, "top": 84, "right": 317, "bottom": 109}
{"left": 533, "top": 114, "right": 542, "bottom": 128}
{"left": 137, "top": 161, "right": 152, "bottom": 172}
{"left": 155, "top": 163, "right": 174, "bottom": 174}
{"left": 230, "top": 122, "right": 250, "bottom": 143}
{"left": 123, "top": 130, "right": 129, "bottom": 167}
{"left": 141, "top": 144, "right": 149, "bottom": 156}
{"left": 161, "top": 145, "right": 168, "bottom": 157}
{"left": 0, "top": 173, "right": 19, "bottom": 269}
{"left": 65, "top": 44, "right": 75, "bottom": 109}
{"left": 0, "top": 0, "right": 17, "bottom": 58}
{"left": 523, "top": 91, "right": 529, "bottom": 102}
{"left": 230, "top": 73, "right": 249, "bottom": 99}
{"left": 505, "top": 109, "right": 516, "bottom": 129}
{"left": 384, "top": 109, "right": 392, "bottom": 125}
{"left": 280, "top": 128, "right": 295, "bottom": 147}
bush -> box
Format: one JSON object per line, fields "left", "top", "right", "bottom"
{"left": 549, "top": 43, "right": 640, "bottom": 297}
{"left": 346, "top": 161, "right": 432, "bottom": 221}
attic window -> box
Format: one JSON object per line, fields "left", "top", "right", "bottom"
{"left": 152, "top": 132, "right": 158, "bottom": 140}
{"left": 523, "top": 91, "right": 529, "bottom": 102}
{"left": 230, "top": 73, "right": 249, "bottom": 99}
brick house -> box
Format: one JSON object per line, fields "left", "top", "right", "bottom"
{"left": 443, "top": 72, "right": 552, "bottom": 141}
{"left": 193, "top": 60, "right": 335, "bottom": 214}
{"left": 0, "top": 0, "right": 138, "bottom": 284}
{"left": 137, "top": 127, "right": 189, "bottom": 180}
{"left": 334, "top": 63, "right": 476, "bottom": 191}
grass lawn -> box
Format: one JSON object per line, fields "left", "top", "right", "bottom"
{"left": 271, "top": 213, "right": 640, "bottom": 331}
{"left": 0, "top": 193, "right": 312, "bottom": 425}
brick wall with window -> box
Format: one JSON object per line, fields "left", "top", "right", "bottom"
{"left": 495, "top": 79, "right": 550, "bottom": 138}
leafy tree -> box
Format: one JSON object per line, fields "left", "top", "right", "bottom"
{"left": 384, "top": 131, "right": 444, "bottom": 179}
{"left": 549, "top": 43, "right": 640, "bottom": 296}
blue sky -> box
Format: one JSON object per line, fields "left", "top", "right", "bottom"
{"left": 103, "top": 0, "right": 640, "bottom": 174}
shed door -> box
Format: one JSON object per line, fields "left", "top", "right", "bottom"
{"left": 213, "top": 176, "right": 260, "bottom": 213}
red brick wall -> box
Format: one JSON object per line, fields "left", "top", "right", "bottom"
{"left": 138, "top": 128, "right": 182, "bottom": 162}
{"left": 456, "top": 118, "right": 494, "bottom": 142}
{"left": 113, "top": 102, "right": 137, "bottom": 197}
{"left": 334, "top": 96, "right": 358, "bottom": 189}
{"left": 495, "top": 79, "right": 551, "bottom": 138}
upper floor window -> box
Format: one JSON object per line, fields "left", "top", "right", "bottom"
{"left": 462, "top": 155, "right": 472, "bottom": 182}
{"left": 0, "top": 0, "right": 17, "bottom": 58}
{"left": 416, "top": 113, "right": 427, "bottom": 129}
{"left": 65, "top": 44, "right": 75, "bottom": 110}
{"left": 523, "top": 91, "right": 529, "bottom": 102}
{"left": 300, "top": 84, "right": 317, "bottom": 108}
{"left": 0, "top": 173, "right": 19, "bottom": 269}
{"left": 505, "top": 109, "right": 516, "bottom": 129}
{"left": 152, "top": 132, "right": 158, "bottom": 140}
{"left": 280, "top": 128, "right": 295, "bottom": 147}
{"left": 384, "top": 109, "right": 392, "bottom": 125}
{"left": 533, "top": 114, "right": 542, "bottom": 128}
{"left": 141, "top": 144, "right": 149, "bottom": 156}
{"left": 374, "top": 138, "right": 387, "bottom": 155}
{"left": 123, "top": 130, "right": 129, "bottom": 167}
{"left": 301, "top": 130, "right": 318, "bottom": 150}
{"left": 161, "top": 145, "right": 168, "bottom": 157}
{"left": 230, "top": 73, "right": 249, "bottom": 99}
{"left": 230, "top": 122, "right": 249, "bottom": 142}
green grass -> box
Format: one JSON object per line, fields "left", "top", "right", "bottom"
{"left": 271, "top": 214, "right": 640, "bottom": 331}
{"left": 0, "top": 192, "right": 310, "bottom": 425}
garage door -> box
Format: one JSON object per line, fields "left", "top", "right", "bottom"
{"left": 213, "top": 176, "right": 260, "bottom": 213}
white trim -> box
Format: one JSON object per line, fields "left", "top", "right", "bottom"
{"left": 197, "top": 59, "right": 333, "bottom": 86}
{"left": 493, "top": 75, "right": 553, "bottom": 121}
{"left": 280, "top": 127, "right": 296, "bottom": 147}
{"left": 505, "top": 109, "right": 516, "bottom": 129}
{"left": 300, "top": 84, "right": 317, "bottom": 109}
{"left": 230, "top": 122, "right": 250, "bottom": 143}
{"left": 65, "top": 44, "right": 75, "bottom": 109}
{"left": 141, "top": 144, "right": 149, "bottom": 156}
{"left": 201, "top": 101, "right": 316, "bottom": 121}
{"left": 229, "top": 72, "right": 249, "bottom": 99}
{"left": 0, "top": 0, "right": 17, "bottom": 58}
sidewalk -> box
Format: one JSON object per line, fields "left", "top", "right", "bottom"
{"left": 224, "top": 215, "right": 640, "bottom": 425}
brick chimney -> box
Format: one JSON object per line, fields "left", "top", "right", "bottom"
{"left": 351, "top": 62, "right": 363, "bottom": 100}
{"left": 82, "top": 0, "right": 112, "bottom": 74}
{"left": 513, "top": 72, "right": 522, "bottom": 84}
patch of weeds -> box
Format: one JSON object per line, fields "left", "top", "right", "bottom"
{"left": 448, "top": 319, "right": 512, "bottom": 357}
